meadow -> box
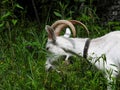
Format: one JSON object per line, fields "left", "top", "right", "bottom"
{"left": 0, "top": 20, "right": 120, "bottom": 90}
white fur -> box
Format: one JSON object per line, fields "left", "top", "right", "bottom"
{"left": 64, "top": 28, "right": 71, "bottom": 38}
{"left": 45, "top": 30, "right": 120, "bottom": 90}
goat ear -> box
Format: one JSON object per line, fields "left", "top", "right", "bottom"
{"left": 45, "top": 25, "right": 56, "bottom": 42}
{"left": 64, "top": 28, "right": 71, "bottom": 38}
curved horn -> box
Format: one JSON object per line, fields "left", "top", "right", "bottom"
{"left": 52, "top": 20, "right": 89, "bottom": 36}
{"left": 51, "top": 20, "right": 76, "bottom": 37}
{"left": 69, "top": 20, "right": 89, "bottom": 35}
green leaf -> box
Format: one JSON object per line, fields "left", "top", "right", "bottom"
{"left": 15, "top": 4, "right": 24, "bottom": 9}
{"left": 12, "top": 19, "right": 17, "bottom": 26}
{"left": 1, "top": 11, "right": 11, "bottom": 20}
{"left": 54, "top": 11, "right": 62, "bottom": 17}
{"left": 2, "top": 0, "right": 9, "bottom": 4}
{"left": 0, "top": 22, "right": 5, "bottom": 27}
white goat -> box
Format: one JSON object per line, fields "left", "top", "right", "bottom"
{"left": 45, "top": 20, "right": 120, "bottom": 90}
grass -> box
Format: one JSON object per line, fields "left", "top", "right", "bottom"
{"left": 0, "top": 21, "right": 120, "bottom": 90}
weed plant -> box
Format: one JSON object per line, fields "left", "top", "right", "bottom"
{"left": 0, "top": 20, "right": 120, "bottom": 90}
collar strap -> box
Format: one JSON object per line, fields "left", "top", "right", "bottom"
{"left": 83, "top": 38, "right": 91, "bottom": 59}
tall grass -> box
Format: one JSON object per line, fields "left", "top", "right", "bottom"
{"left": 0, "top": 20, "right": 120, "bottom": 90}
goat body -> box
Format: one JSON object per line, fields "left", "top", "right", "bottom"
{"left": 45, "top": 25, "right": 120, "bottom": 90}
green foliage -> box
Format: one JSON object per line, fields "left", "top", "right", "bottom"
{"left": 0, "top": 21, "right": 120, "bottom": 89}
{"left": 0, "top": 0, "right": 23, "bottom": 31}
{"left": 53, "top": 2, "right": 72, "bottom": 19}
{"left": 108, "top": 21, "right": 120, "bottom": 30}
{"left": 0, "top": 0, "right": 120, "bottom": 90}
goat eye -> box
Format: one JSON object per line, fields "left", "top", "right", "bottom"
{"left": 46, "top": 47, "right": 49, "bottom": 50}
